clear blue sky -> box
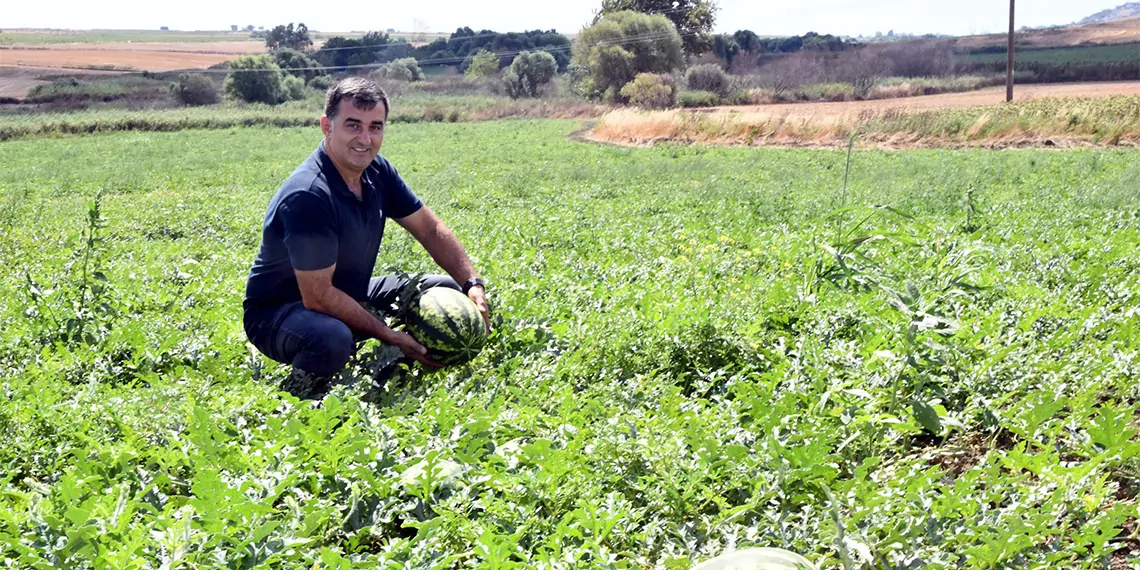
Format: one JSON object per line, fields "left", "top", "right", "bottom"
{"left": 4, "top": 0, "right": 1125, "bottom": 37}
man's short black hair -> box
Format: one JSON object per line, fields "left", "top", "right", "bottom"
{"left": 324, "top": 77, "right": 389, "bottom": 120}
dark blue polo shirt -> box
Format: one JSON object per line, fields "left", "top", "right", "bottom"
{"left": 243, "top": 142, "right": 422, "bottom": 323}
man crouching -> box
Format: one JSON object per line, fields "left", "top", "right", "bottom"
{"left": 243, "top": 77, "right": 489, "bottom": 399}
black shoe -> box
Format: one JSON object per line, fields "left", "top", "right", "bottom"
{"left": 280, "top": 368, "right": 333, "bottom": 400}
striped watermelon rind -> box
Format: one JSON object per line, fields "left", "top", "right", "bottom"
{"left": 403, "top": 287, "right": 487, "bottom": 366}
{"left": 691, "top": 547, "right": 816, "bottom": 570}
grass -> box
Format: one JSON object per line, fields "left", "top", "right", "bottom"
{"left": 0, "top": 92, "right": 605, "bottom": 141}
{"left": 0, "top": 121, "right": 1137, "bottom": 567}
{"left": 596, "top": 95, "right": 1140, "bottom": 148}
{"left": 23, "top": 75, "right": 173, "bottom": 104}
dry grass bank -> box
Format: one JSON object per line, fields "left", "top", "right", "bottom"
{"left": 591, "top": 86, "right": 1140, "bottom": 149}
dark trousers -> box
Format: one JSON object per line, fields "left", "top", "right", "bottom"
{"left": 245, "top": 274, "right": 459, "bottom": 377}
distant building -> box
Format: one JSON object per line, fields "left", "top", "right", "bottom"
{"left": 160, "top": 26, "right": 169, "bottom": 31}
{"left": 231, "top": 25, "right": 238, "bottom": 31}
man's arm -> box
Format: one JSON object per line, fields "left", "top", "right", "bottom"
{"left": 395, "top": 206, "right": 490, "bottom": 330}
{"left": 296, "top": 265, "right": 436, "bottom": 366}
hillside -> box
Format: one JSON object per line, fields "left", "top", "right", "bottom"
{"left": 955, "top": 15, "right": 1140, "bottom": 49}
{"left": 1079, "top": 2, "right": 1140, "bottom": 25}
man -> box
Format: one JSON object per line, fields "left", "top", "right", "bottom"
{"left": 243, "top": 77, "right": 489, "bottom": 400}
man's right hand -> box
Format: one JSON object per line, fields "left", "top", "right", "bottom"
{"left": 379, "top": 327, "right": 442, "bottom": 369}
{"left": 297, "top": 265, "right": 442, "bottom": 369}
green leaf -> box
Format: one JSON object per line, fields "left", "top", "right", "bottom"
{"left": 911, "top": 399, "right": 942, "bottom": 434}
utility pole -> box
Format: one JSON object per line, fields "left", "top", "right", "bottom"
{"left": 1007, "top": 0, "right": 1015, "bottom": 102}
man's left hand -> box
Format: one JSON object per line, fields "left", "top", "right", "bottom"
{"left": 467, "top": 286, "right": 491, "bottom": 334}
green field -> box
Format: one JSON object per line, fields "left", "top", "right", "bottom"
{"left": 1, "top": 121, "right": 1138, "bottom": 567}
{"left": 966, "top": 42, "right": 1140, "bottom": 65}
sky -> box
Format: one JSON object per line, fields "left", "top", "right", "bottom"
{"left": 3, "top": 0, "right": 1127, "bottom": 38}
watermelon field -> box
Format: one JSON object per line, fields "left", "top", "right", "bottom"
{"left": 0, "top": 120, "right": 1138, "bottom": 568}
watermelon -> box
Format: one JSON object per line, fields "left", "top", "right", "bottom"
{"left": 691, "top": 548, "right": 816, "bottom": 570}
{"left": 402, "top": 286, "right": 488, "bottom": 366}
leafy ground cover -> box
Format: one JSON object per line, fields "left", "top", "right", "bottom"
{"left": 0, "top": 121, "right": 1137, "bottom": 568}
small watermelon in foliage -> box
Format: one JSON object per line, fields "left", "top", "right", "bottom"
{"left": 403, "top": 287, "right": 488, "bottom": 366}
{"left": 691, "top": 548, "right": 816, "bottom": 570}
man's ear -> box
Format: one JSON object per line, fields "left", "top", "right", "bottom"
{"left": 320, "top": 116, "right": 331, "bottom": 136}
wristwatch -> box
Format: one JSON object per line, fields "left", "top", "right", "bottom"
{"left": 462, "top": 277, "right": 486, "bottom": 295}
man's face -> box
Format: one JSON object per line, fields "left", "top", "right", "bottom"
{"left": 321, "top": 99, "right": 386, "bottom": 174}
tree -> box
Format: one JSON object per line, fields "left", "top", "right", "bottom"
{"left": 415, "top": 29, "right": 572, "bottom": 72}
{"left": 711, "top": 35, "right": 740, "bottom": 67}
{"left": 595, "top": 0, "right": 717, "bottom": 55}
{"left": 835, "top": 48, "right": 889, "bottom": 99}
{"left": 314, "top": 32, "right": 400, "bottom": 72}
{"left": 733, "top": 29, "right": 761, "bottom": 53}
{"left": 572, "top": 11, "right": 684, "bottom": 101}
{"left": 503, "top": 50, "right": 558, "bottom": 98}
{"left": 223, "top": 55, "right": 284, "bottom": 104}
{"left": 465, "top": 49, "right": 500, "bottom": 79}
{"left": 272, "top": 48, "right": 321, "bottom": 82}
{"left": 265, "top": 23, "right": 312, "bottom": 51}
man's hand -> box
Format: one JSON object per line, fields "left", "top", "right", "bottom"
{"left": 378, "top": 326, "right": 442, "bottom": 369}
{"left": 467, "top": 286, "right": 491, "bottom": 334}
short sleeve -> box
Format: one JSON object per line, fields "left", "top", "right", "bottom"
{"left": 280, "top": 192, "right": 338, "bottom": 271}
{"left": 373, "top": 157, "right": 423, "bottom": 219}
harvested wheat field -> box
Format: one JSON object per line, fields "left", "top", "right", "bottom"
{"left": 957, "top": 16, "right": 1140, "bottom": 48}
{"left": 591, "top": 82, "right": 1140, "bottom": 149}
{"left": 0, "top": 45, "right": 247, "bottom": 71}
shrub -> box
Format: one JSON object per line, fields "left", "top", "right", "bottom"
{"left": 723, "top": 90, "right": 751, "bottom": 105}
{"left": 307, "top": 75, "right": 332, "bottom": 91}
{"left": 686, "top": 64, "right": 729, "bottom": 96}
{"left": 223, "top": 55, "right": 284, "bottom": 104}
{"left": 503, "top": 51, "right": 558, "bottom": 99}
{"left": 620, "top": 73, "right": 677, "bottom": 109}
{"left": 172, "top": 73, "right": 220, "bottom": 106}
{"left": 281, "top": 75, "right": 306, "bottom": 101}
{"left": 465, "top": 50, "right": 500, "bottom": 79}
{"left": 374, "top": 58, "right": 424, "bottom": 82}
{"left": 678, "top": 89, "right": 720, "bottom": 108}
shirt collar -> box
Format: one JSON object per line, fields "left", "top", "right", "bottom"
{"left": 317, "top": 141, "right": 373, "bottom": 203}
